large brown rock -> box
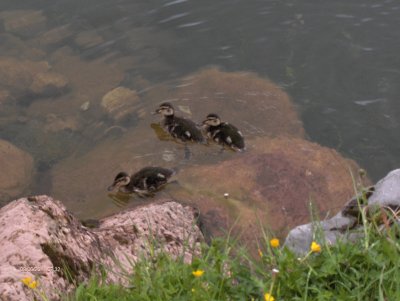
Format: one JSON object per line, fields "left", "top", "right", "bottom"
{"left": 145, "top": 67, "right": 305, "bottom": 138}
{"left": 0, "top": 139, "right": 34, "bottom": 202}
{"left": 175, "top": 137, "right": 370, "bottom": 245}
{"left": 0, "top": 196, "right": 203, "bottom": 301}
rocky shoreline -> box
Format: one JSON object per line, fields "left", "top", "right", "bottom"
{"left": 1, "top": 169, "right": 399, "bottom": 300}
{"left": 0, "top": 196, "right": 203, "bottom": 301}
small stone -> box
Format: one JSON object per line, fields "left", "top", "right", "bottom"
{"left": 101, "top": 87, "right": 139, "bottom": 124}
{"left": 80, "top": 101, "right": 90, "bottom": 111}
{"left": 162, "top": 150, "right": 175, "bottom": 162}
{"left": 29, "top": 72, "right": 69, "bottom": 97}
{"left": 44, "top": 114, "right": 79, "bottom": 132}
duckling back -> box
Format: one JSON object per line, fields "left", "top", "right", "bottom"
{"left": 130, "top": 166, "right": 175, "bottom": 192}
{"left": 165, "top": 115, "right": 205, "bottom": 143}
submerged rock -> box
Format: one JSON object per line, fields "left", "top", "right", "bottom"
{"left": 74, "top": 30, "right": 104, "bottom": 49}
{"left": 49, "top": 124, "right": 179, "bottom": 217}
{"left": 34, "top": 25, "right": 73, "bottom": 47}
{"left": 0, "top": 196, "right": 203, "bottom": 301}
{"left": 101, "top": 86, "right": 140, "bottom": 124}
{"left": 0, "top": 57, "right": 49, "bottom": 98}
{"left": 145, "top": 67, "right": 305, "bottom": 138}
{"left": 0, "top": 10, "right": 46, "bottom": 37}
{"left": 29, "top": 72, "right": 69, "bottom": 97}
{"left": 0, "top": 57, "right": 69, "bottom": 101}
{"left": 0, "top": 139, "right": 34, "bottom": 203}
{"left": 0, "top": 34, "right": 46, "bottom": 60}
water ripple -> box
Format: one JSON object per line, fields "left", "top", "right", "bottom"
{"left": 177, "top": 20, "right": 206, "bottom": 28}
{"left": 159, "top": 12, "right": 190, "bottom": 23}
{"left": 354, "top": 98, "right": 387, "bottom": 106}
{"left": 164, "top": 0, "right": 188, "bottom": 7}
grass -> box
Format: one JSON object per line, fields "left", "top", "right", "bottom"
{"left": 63, "top": 213, "right": 400, "bottom": 301}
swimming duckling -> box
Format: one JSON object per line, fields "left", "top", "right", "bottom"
{"left": 154, "top": 102, "right": 205, "bottom": 143}
{"left": 202, "top": 113, "right": 245, "bottom": 151}
{"left": 107, "top": 166, "right": 175, "bottom": 196}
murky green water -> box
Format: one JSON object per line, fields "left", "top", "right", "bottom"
{"left": 1, "top": 0, "right": 399, "bottom": 221}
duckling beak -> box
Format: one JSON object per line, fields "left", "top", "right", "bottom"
{"left": 107, "top": 184, "right": 116, "bottom": 191}
{"left": 152, "top": 108, "right": 162, "bottom": 115}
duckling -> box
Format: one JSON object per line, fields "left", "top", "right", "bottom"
{"left": 202, "top": 113, "right": 245, "bottom": 151}
{"left": 154, "top": 102, "right": 205, "bottom": 143}
{"left": 107, "top": 166, "right": 175, "bottom": 196}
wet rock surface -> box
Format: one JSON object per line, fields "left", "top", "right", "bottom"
{"left": 0, "top": 139, "right": 35, "bottom": 203}
{"left": 146, "top": 67, "right": 305, "bottom": 138}
{"left": 0, "top": 196, "right": 203, "bottom": 301}
{"left": 175, "top": 137, "right": 370, "bottom": 247}
{"left": 285, "top": 169, "right": 400, "bottom": 255}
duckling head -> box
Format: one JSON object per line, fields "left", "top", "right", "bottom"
{"left": 154, "top": 102, "right": 174, "bottom": 116}
{"left": 203, "top": 113, "right": 221, "bottom": 127}
{"left": 107, "top": 172, "right": 131, "bottom": 191}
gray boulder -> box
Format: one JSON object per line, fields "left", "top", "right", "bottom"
{"left": 284, "top": 211, "right": 362, "bottom": 255}
{"left": 285, "top": 169, "right": 400, "bottom": 255}
{"left": 368, "top": 169, "right": 400, "bottom": 208}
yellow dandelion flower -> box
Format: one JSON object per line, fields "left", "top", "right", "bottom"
{"left": 270, "top": 238, "right": 280, "bottom": 248}
{"left": 192, "top": 269, "right": 204, "bottom": 277}
{"left": 258, "top": 248, "right": 263, "bottom": 258}
{"left": 21, "top": 277, "right": 38, "bottom": 289}
{"left": 28, "top": 280, "right": 38, "bottom": 289}
{"left": 191, "top": 288, "right": 195, "bottom": 293}
{"left": 311, "top": 241, "right": 321, "bottom": 253}
{"left": 264, "top": 292, "right": 275, "bottom": 301}
{"left": 21, "top": 277, "right": 32, "bottom": 286}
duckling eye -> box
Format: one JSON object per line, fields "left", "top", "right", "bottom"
{"left": 207, "top": 118, "right": 219, "bottom": 126}
{"left": 161, "top": 107, "right": 173, "bottom": 115}
{"left": 120, "top": 176, "right": 130, "bottom": 185}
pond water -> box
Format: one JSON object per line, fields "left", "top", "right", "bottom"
{"left": 0, "top": 0, "right": 399, "bottom": 222}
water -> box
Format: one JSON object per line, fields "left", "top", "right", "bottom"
{"left": 1, "top": 0, "right": 400, "bottom": 219}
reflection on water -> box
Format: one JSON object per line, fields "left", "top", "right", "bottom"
{"left": 0, "top": 0, "right": 399, "bottom": 220}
